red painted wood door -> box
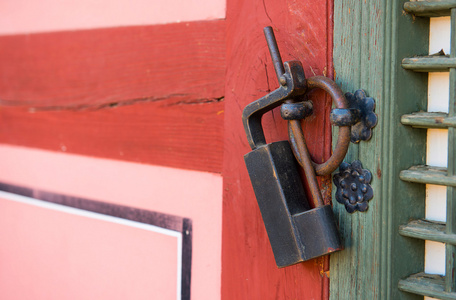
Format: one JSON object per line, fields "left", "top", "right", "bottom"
{"left": 0, "top": 5, "right": 225, "bottom": 300}
{"left": 0, "top": 0, "right": 334, "bottom": 299}
{"left": 222, "top": 0, "right": 334, "bottom": 299}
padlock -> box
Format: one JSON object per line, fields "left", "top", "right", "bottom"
{"left": 242, "top": 26, "right": 343, "bottom": 268}
{"left": 243, "top": 114, "right": 343, "bottom": 268}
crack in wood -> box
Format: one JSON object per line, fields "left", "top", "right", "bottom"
{"left": 165, "top": 96, "right": 225, "bottom": 107}
{"left": 6, "top": 94, "right": 224, "bottom": 112}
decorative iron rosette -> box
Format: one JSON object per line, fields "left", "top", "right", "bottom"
{"left": 333, "top": 160, "right": 373, "bottom": 213}
{"left": 345, "top": 89, "right": 377, "bottom": 143}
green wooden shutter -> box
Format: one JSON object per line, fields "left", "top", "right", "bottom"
{"left": 330, "top": 0, "right": 429, "bottom": 299}
{"left": 331, "top": 1, "right": 456, "bottom": 299}
{"left": 399, "top": 2, "right": 456, "bottom": 299}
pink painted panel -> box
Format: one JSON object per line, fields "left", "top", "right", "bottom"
{"left": 0, "top": 0, "right": 225, "bottom": 35}
{"left": 0, "top": 197, "right": 179, "bottom": 300}
{"left": 0, "top": 145, "right": 222, "bottom": 300}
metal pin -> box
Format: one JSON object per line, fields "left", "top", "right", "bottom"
{"left": 263, "top": 26, "right": 287, "bottom": 86}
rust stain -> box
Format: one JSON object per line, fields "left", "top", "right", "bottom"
{"left": 320, "top": 270, "right": 330, "bottom": 278}
{"left": 319, "top": 175, "right": 332, "bottom": 205}
{"left": 377, "top": 166, "right": 382, "bottom": 178}
{"left": 317, "top": 257, "right": 330, "bottom": 278}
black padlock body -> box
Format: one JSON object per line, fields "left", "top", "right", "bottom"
{"left": 244, "top": 141, "right": 310, "bottom": 267}
{"left": 293, "top": 205, "right": 343, "bottom": 260}
{"left": 245, "top": 141, "right": 343, "bottom": 267}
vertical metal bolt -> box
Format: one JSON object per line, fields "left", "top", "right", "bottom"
{"left": 263, "top": 26, "right": 287, "bottom": 86}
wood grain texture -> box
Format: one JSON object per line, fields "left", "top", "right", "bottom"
{"left": 400, "top": 165, "right": 456, "bottom": 186}
{"left": 222, "top": 0, "right": 333, "bottom": 299}
{"left": 402, "top": 56, "right": 456, "bottom": 72}
{"left": 404, "top": 0, "right": 456, "bottom": 17}
{"left": 331, "top": 0, "right": 429, "bottom": 299}
{"left": 399, "top": 272, "right": 456, "bottom": 300}
{"left": 0, "top": 21, "right": 225, "bottom": 108}
{"left": 444, "top": 8, "right": 456, "bottom": 291}
{"left": 401, "top": 112, "right": 456, "bottom": 128}
{"left": 399, "top": 219, "right": 456, "bottom": 245}
{"left": 0, "top": 97, "right": 224, "bottom": 173}
{"left": 0, "top": 21, "right": 225, "bottom": 173}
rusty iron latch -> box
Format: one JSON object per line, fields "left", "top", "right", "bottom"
{"left": 241, "top": 26, "right": 376, "bottom": 268}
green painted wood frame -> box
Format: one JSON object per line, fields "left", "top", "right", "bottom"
{"left": 330, "top": 1, "right": 429, "bottom": 299}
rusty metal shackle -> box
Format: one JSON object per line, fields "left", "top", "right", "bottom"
{"left": 288, "top": 76, "right": 351, "bottom": 176}
{"left": 262, "top": 26, "right": 350, "bottom": 177}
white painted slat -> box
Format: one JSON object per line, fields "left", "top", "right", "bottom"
{"left": 428, "top": 73, "right": 450, "bottom": 112}
{"left": 425, "top": 17, "right": 452, "bottom": 292}
{"left": 430, "top": 17, "right": 452, "bottom": 55}
{"left": 426, "top": 185, "right": 448, "bottom": 222}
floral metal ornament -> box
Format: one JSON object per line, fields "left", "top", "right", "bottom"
{"left": 333, "top": 160, "right": 373, "bottom": 213}
{"left": 345, "top": 89, "right": 377, "bottom": 143}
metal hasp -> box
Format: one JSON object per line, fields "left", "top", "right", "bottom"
{"left": 330, "top": 89, "right": 378, "bottom": 143}
{"left": 242, "top": 26, "right": 343, "bottom": 268}
{"left": 333, "top": 160, "right": 373, "bottom": 213}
